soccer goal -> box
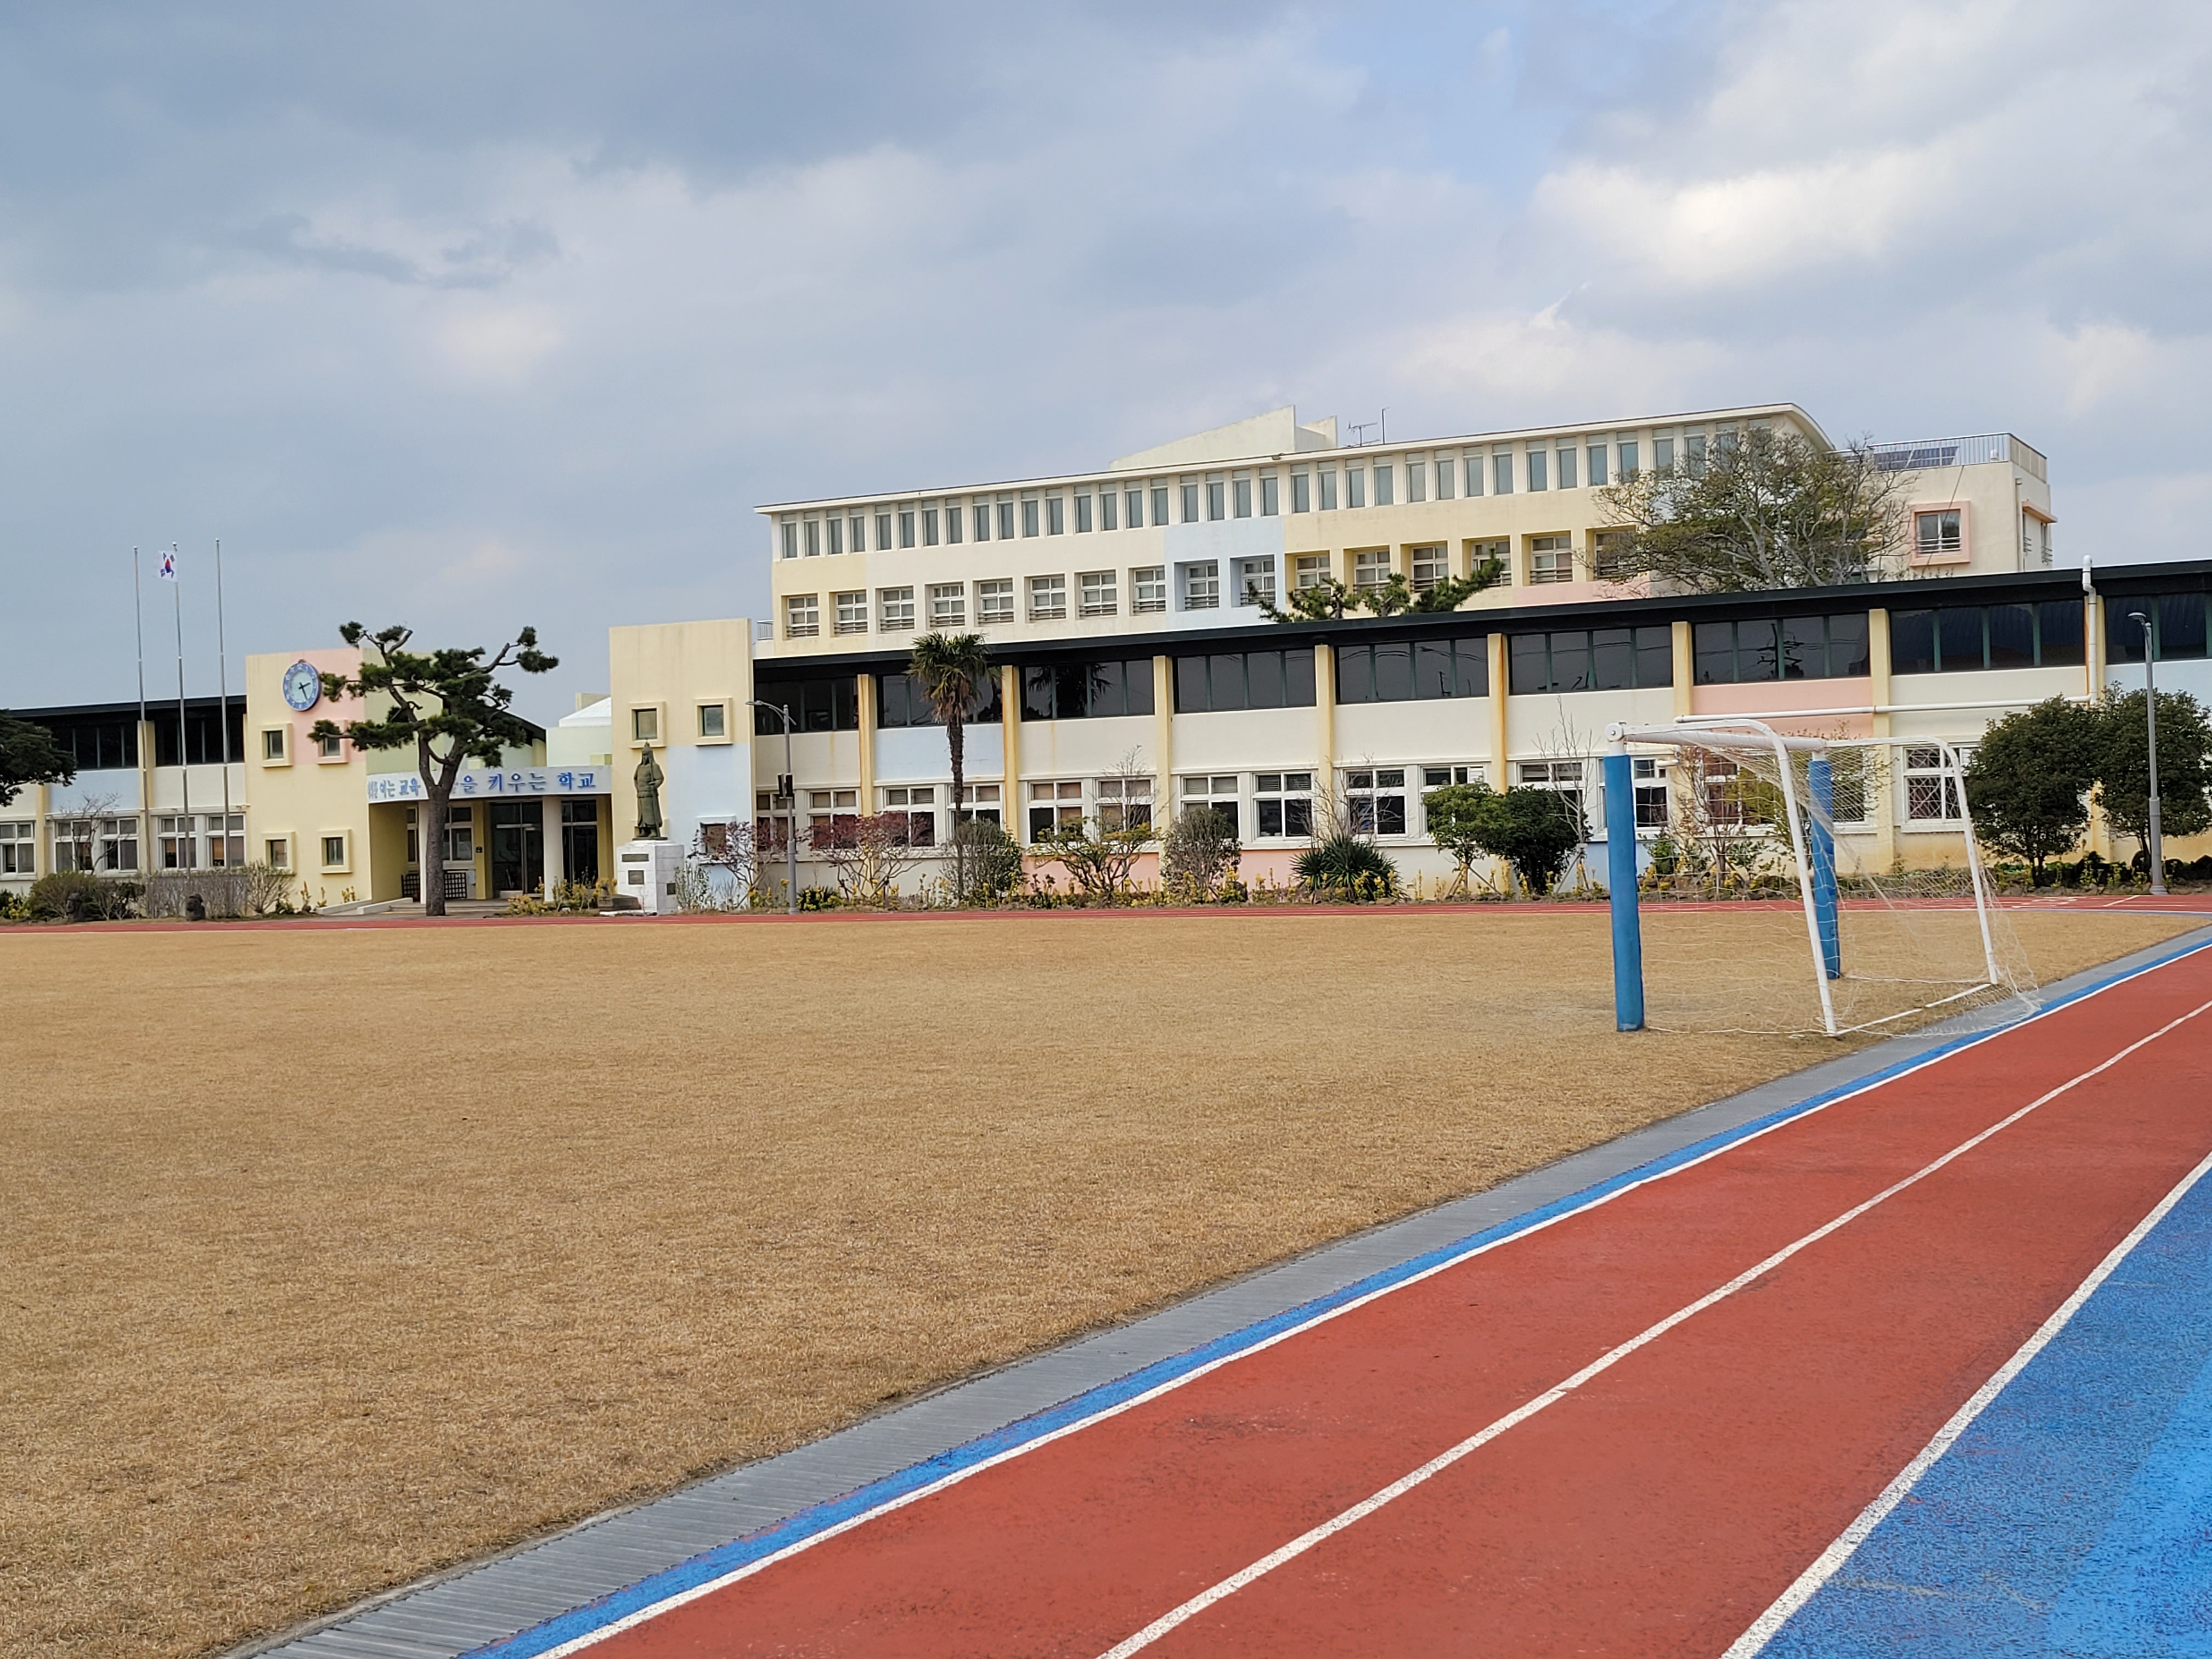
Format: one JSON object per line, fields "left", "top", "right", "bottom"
{"left": 1600, "top": 720, "right": 2036, "bottom": 1038}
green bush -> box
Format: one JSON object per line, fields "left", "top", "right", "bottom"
{"left": 797, "top": 884, "right": 841, "bottom": 911}
{"left": 953, "top": 818, "right": 1024, "bottom": 904}
{"left": 1470, "top": 787, "right": 1584, "bottom": 896}
{"left": 1162, "top": 806, "right": 1240, "bottom": 900}
{"left": 0, "top": 889, "right": 25, "bottom": 922}
{"left": 1295, "top": 833, "right": 1400, "bottom": 901}
{"left": 27, "top": 870, "right": 139, "bottom": 922}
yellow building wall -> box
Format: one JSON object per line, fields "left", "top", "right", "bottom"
{"left": 244, "top": 648, "right": 381, "bottom": 901}
{"left": 608, "top": 619, "right": 757, "bottom": 843}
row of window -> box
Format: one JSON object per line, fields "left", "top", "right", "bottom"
{"left": 2106, "top": 591, "right": 2211, "bottom": 662}
{"left": 752, "top": 745, "right": 1974, "bottom": 857}
{"left": 7, "top": 813, "right": 247, "bottom": 875}
{"left": 757, "top": 595, "right": 2112, "bottom": 733}
{"left": 21, "top": 708, "right": 250, "bottom": 771}
{"left": 776, "top": 426, "right": 1757, "bottom": 559}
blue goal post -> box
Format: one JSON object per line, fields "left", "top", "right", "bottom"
{"left": 1603, "top": 723, "right": 1841, "bottom": 1036}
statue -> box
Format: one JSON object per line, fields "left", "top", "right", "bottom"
{"left": 633, "top": 742, "right": 667, "bottom": 839}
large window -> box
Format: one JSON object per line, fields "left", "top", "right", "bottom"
{"left": 32, "top": 713, "right": 139, "bottom": 770}
{"left": 0, "top": 821, "right": 32, "bottom": 875}
{"left": 1891, "top": 601, "right": 2086, "bottom": 673}
{"left": 1097, "top": 776, "right": 1152, "bottom": 831}
{"left": 755, "top": 675, "right": 860, "bottom": 732}
{"left": 1529, "top": 534, "right": 1573, "bottom": 583}
{"left": 1915, "top": 510, "right": 1963, "bottom": 558}
{"left": 834, "top": 591, "right": 867, "bottom": 636}
{"left": 1179, "top": 775, "right": 1238, "bottom": 837}
{"left": 1694, "top": 613, "right": 1872, "bottom": 682}
{"left": 1517, "top": 760, "right": 1587, "bottom": 828}
{"left": 2106, "top": 592, "right": 2210, "bottom": 662}
{"left": 784, "top": 594, "right": 819, "bottom": 639}
{"left": 1509, "top": 627, "right": 1672, "bottom": 693}
{"left": 977, "top": 579, "right": 1015, "bottom": 624}
{"left": 1344, "top": 768, "right": 1407, "bottom": 835}
{"left": 50, "top": 819, "right": 94, "bottom": 872}
{"left": 1173, "top": 649, "right": 1317, "bottom": 713}
{"left": 928, "top": 583, "right": 966, "bottom": 627}
{"left": 1080, "top": 571, "right": 1117, "bottom": 617}
{"left": 1904, "top": 745, "right": 1965, "bottom": 822}
{"left": 1336, "top": 637, "right": 1488, "bottom": 704}
{"left": 1020, "top": 658, "right": 1155, "bottom": 720}
{"left": 876, "top": 672, "right": 1003, "bottom": 729}
{"left": 1027, "top": 780, "right": 1084, "bottom": 840}
{"left": 150, "top": 705, "right": 245, "bottom": 768}
{"left": 881, "top": 786, "right": 936, "bottom": 847}
{"left": 1254, "top": 773, "right": 1313, "bottom": 838}
{"left": 1131, "top": 566, "right": 1167, "bottom": 613}
{"left": 879, "top": 586, "right": 916, "bottom": 633}
{"left": 1029, "top": 574, "right": 1067, "bottom": 620}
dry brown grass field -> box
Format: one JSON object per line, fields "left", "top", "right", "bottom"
{"left": 2, "top": 906, "right": 2197, "bottom": 1659}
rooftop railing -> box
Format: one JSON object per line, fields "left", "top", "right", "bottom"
{"left": 1870, "top": 433, "right": 2047, "bottom": 483}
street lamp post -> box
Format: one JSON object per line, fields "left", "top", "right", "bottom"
{"left": 747, "top": 699, "right": 800, "bottom": 914}
{"left": 2128, "top": 611, "right": 2169, "bottom": 896}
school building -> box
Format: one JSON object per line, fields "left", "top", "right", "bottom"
{"left": 5, "top": 402, "right": 2208, "bottom": 904}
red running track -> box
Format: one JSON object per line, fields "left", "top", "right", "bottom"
{"left": 556, "top": 946, "right": 2212, "bottom": 1658}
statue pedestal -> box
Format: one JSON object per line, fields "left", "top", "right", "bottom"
{"left": 616, "top": 840, "right": 686, "bottom": 915}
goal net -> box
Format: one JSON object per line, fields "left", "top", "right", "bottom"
{"left": 1613, "top": 724, "right": 2038, "bottom": 1038}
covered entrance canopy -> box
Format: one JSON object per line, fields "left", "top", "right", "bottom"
{"left": 368, "top": 764, "right": 614, "bottom": 901}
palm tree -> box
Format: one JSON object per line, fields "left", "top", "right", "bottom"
{"left": 908, "top": 631, "right": 992, "bottom": 896}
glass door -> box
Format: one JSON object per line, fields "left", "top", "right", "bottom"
{"left": 488, "top": 802, "right": 544, "bottom": 895}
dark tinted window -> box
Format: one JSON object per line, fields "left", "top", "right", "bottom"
{"left": 1175, "top": 650, "right": 1313, "bottom": 713}
{"left": 1694, "top": 622, "right": 1735, "bottom": 684}
{"left": 1591, "top": 628, "right": 1635, "bottom": 691}
{"left": 2162, "top": 594, "right": 2209, "bottom": 659}
{"left": 756, "top": 676, "right": 859, "bottom": 732}
{"left": 150, "top": 704, "right": 246, "bottom": 766}
{"left": 876, "top": 672, "right": 1000, "bottom": 729}
{"left": 1830, "top": 612, "right": 1872, "bottom": 675}
{"left": 1021, "top": 658, "right": 1153, "bottom": 720}
{"left": 1987, "top": 604, "right": 2035, "bottom": 669}
{"left": 1637, "top": 626, "right": 1673, "bottom": 689}
{"left": 1780, "top": 617, "right": 1825, "bottom": 679}
{"left": 1938, "top": 607, "right": 1984, "bottom": 671}
{"left": 1736, "top": 618, "right": 1779, "bottom": 682}
{"left": 1890, "top": 610, "right": 1936, "bottom": 674}
{"left": 37, "top": 713, "right": 142, "bottom": 769}
{"left": 1509, "top": 633, "right": 1550, "bottom": 695}
{"left": 1372, "top": 641, "right": 1413, "bottom": 702}
{"left": 2037, "top": 602, "right": 2084, "bottom": 667}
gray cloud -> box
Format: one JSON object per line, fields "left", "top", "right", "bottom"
{"left": 1, "top": 1, "right": 2207, "bottom": 724}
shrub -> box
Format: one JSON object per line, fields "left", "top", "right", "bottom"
{"left": 1470, "top": 787, "right": 1584, "bottom": 896}
{"left": 797, "top": 884, "right": 841, "bottom": 911}
{"left": 1162, "top": 806, "right": 1240, "bottom": 900}
{"left": 1295, "top": 833, "right": 1399, "bottom": 901}
{"left": 0, "top": 889, "right": 26, "bottom": 921}
{"left": 953, "top": 819, "right": 1024, "bottom": 904}
{"left": 27, "top": 870, "right": 138, "bottom": 921}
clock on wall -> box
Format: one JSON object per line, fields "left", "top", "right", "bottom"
{"left": 282, "top": 660, "right": 323, "bottom": 713}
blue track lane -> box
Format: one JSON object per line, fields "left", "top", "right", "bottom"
{"left": 1764, "top": 1158, "right": 2212, "bottom": 1657}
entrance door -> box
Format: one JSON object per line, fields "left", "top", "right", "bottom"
{"left": 488, "top": 802, "right": 544, "bottom": 895}
{"left": 561, "top": 799, "right": 600, "bottom": 886}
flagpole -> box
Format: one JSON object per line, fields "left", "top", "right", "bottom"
{"left": 172, "top": 543, "right": 192, "bottom": 870}
{"left": 133, "top": 548, "right": 148, "bottom": 868}
{"left": 215, "top": 537, "right": 232, "bottom": 867}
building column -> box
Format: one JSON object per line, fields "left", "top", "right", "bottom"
{"left": 1486, "top": 633, "right": 1510, "bottom": 787}
{"left": 1670, "top": 622, "right": 1694, "bottom": 721}
{"left": 1316, "top": 642, "right": 1338, "bottom": 791}
{"left": 856, "top": 672, "right": 877, "bottom": 814}
{"left": 1152, "top": 655, "right": 1173, "bottom": 825}
{"left": 541, "top": 796, "right": 563, "bottom": 900}
{"left": 1868, "top": 608, "right": 1896, "bottom": 871}
{"left": 1001, "top": 663, "right": 1022, "bottom": 840}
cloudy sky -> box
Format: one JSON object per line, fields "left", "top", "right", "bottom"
{"left": 2, "top": 1, "right": 2204, "bottom": 723}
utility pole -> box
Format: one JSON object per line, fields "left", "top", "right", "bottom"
{"left": 748, "top": 700, "right": 800, "bottom": 913}
{"left": 2128, "top": 611, "right": 2169, "bottom": 896}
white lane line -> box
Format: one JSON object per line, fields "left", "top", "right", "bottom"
{"left": 1092, "top": 998, "right": 2212, "bottom": 1659}
{"left": 515, "top": 946, "right": 2208, "bottom": 1659}
{"left": 1720, "top": 1138, "right": 2212, "bottom": 1658}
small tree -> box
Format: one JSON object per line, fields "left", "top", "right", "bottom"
{"left": 1471, "top": 787, "right": 1584, "bottom": 897}
{"left": 1420, "top": 780, "right": 1497, "bottom": 896}
{"left": 1162, "top": 805, "right": 1240, "bottom": 900}
{"left": 2097, "top": 686, "right": 2212, "bottom": 859}
{"left": 311, "top": 622, "right": 557, "bottom": 916}
{"left": 1592, "top": 427, "right": 1909, "bottom": 592}
{"left": 951, "top": 818, "right": 1023, "bottom": 904}
{"left": 692, "top": 819, "right": 759, "bottom": 908}
{"left": 1253, "top": 576, "right": 1358, "bottom": 623}
{"left": 1666, "top": 750, "right": 1784, "bottom": 898}
{"left": 1963, "top": 698, "right": 2100, "bottom": 884}
{"left": 1036, "top": 819, "right": 1154, "bottom": 905}
{"left": 908, "top": 632, "right": 993, "bottom": 898}
{"left": 0, "top": 710, "right": 75, "bottom": 805}
{"left": 810, "top": 812, "right": 922, "bottom": 908}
